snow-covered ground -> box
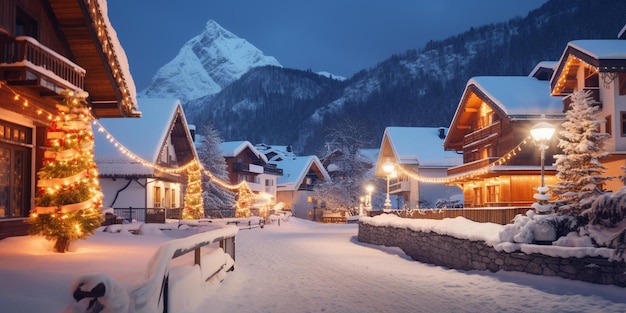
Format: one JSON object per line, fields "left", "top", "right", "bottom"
{"left": 0, "top": 217, "right": 625, "bottom": 313}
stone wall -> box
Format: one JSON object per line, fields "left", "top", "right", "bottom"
{"left": 358, "top": 222, "right": 626, "bottom": 287}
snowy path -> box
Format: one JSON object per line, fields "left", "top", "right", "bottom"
{"left": 198, "top": 218, "right": 626, "bottom": 313}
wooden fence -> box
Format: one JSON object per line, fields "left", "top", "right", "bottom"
{"left": 370, "top": 207, "right": 531, "bottom": 225}
{"left": 113, "top": 208, "right": 183, "bottom": 223}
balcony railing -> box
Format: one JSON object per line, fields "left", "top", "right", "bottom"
{"left": 0, "top": 36, "right": 85, "bottom": 92}
{"left": 447, "top": 157, "right": 498, "bottom": 176}
{"left": 232, "top": 162, "right": 283, "bottom": 175}
{"left": 463, "top": 121, "right": 501, "bottom": 148}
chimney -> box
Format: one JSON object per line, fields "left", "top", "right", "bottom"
{"left": 189, "top": 124, "right": 196, "bottom": 142}
{"left": 438, "top": 127, "right": 446, "bottom": 140}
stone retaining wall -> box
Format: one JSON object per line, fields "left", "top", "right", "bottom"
{"left": 358, "top": 222, "right": 626, "bottom": 287}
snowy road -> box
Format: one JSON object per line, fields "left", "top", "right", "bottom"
{"left": 198, "top": 218, "right": 626, "bottom": 313}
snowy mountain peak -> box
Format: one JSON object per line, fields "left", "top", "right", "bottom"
{"left": 138, "top": 19, "right": 281, "bottom": 102}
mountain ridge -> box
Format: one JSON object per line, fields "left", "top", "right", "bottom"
{"left": 144, "top": 0, "right": 626, "bottom": 155}
{"left": 138, "top": 20, "right": 281, "bottom": 102}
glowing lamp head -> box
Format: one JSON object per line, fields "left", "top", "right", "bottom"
{"left": 531, "top": 122, "right": 555, "bottom": 143}
{"left": 366, "top": 184, "right": 374, "bottom": 193}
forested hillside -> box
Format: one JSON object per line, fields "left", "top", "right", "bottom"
{"left": 186, "top": 0, "right": 626, "bottom": 155}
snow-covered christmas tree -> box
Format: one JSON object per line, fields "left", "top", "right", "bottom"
{"left": 29, "top": 91, "right": 104, "bottom": 253}
{"left": 196, "top": 124, "right": 235, "bottom": 216}
{"left": 183, "top": 161, "right": 204, "bottom": 219}
{"left": 552, "top": 89, "right": 611, "bottom": 215}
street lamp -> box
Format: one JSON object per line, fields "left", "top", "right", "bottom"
{"left": 382, "top": 162, "right": 396, "bottom": 212}
{"left": 365, "top": 184, "right": 374, "bottom": 210}
{"left": 530, "top": 121, "right": 557, "bottom": 243}
{"left": 530, "top": 121, "right": 555, "bottom": 188}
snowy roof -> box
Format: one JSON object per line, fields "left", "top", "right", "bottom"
{"left": 94, "top": 98, "right": 187, "bottom": 175}
{"left": 219, "top": 141, "right": 268, "bottom": 163}
{"left": 552, "top": 40, "right": 626, "bottom": 94}
{"left": 273, "top": 156, "right": 330, "bottom": 191}
{"left": 568, "top": 40, "right": 626, "bottom": 60}
{"left": 379, "top": 127, "right": 462, "bottom": 169}
{"left": 468, "top": 76, "right": 563, "bottom": 116}
{"left": 528, "top": 61, "right": 557, "bottom": 80}
{"left": 254, "top": 143, "right": 296, "bottom": 162}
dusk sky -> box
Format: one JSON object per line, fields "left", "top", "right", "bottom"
{"left": 107, "top": 0, "right": 548, "bottom": 91}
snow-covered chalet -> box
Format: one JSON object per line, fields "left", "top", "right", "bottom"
{"left": 219, "top": 141, "right": 282, "bottom": 216}
{"left": 376, "top": 127, "right": 463, "bottom": 209}
{"left": 94, "top": 99, "right": 195, "bottom": 222}
{"left": 549, "top": 33, "right": 626, "bottom": 193}
{"left": 255, "top": 144, "right": 331, "bottom": 220}
{"left": 443, "top": 63, "right": 564, "bottom": 208}
{"left": 0, "top": 0, "right": 139, "bottom": 238}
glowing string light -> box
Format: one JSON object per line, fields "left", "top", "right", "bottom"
{"left": 396, "top": 136, "right": 535, "bottom": 184}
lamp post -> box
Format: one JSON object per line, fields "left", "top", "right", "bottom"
{"left": 382, "top": 162, "right": 396, "bottom": 212}
{"left": 365, "top": 184, "right": 374, "bottom": 211}
{"left": 530, "top": 121, "right": 555, "bottom": 188}
{"left": 530, "top": 121, "right": 557, "bottom": 243}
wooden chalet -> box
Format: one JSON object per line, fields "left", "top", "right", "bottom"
{"left": 219, "top": 141, "right": 283, "bottom": 215}
{"left": 550, "top": 39, "right": 626, "bottom": 193}
{"left": 443, "top": 68, "right": 564, "bottom": 208}
{"left": 0, "top": 0, "right": 138, "bottom": 238}
{"left": 93, "top": 99, "right": 194, "bottom": 222}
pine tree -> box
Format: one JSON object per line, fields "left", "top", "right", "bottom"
{"left": 552, "top": 89, "right": 611, "bottom": 215}
{"left": 196, "top": 124, "right": 235, "bottom": 216}
{"left": 29, "top": 91, "right": 104, "bottom": 253}
{"left": 183, "top": 161, "right": 204, "bottom": 219}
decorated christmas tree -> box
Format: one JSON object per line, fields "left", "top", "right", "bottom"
{"left": 183, "top": 161, "right": 204, "bottom": 219}
{"left": 29, "top": 91, "right": 104, "bottom": 253}
{"left": 235, "top": 185, "right": 255, "bottom": 218}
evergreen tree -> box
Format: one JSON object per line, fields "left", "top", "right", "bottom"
{"left": 29, "top": 91, "right": 104, "bottom": 253}
{"left": 183, "top": 161, "right": 204, "bottom": 219}
{"left": 552, "top": 90, "right": 611, "bottom": 215}
{"left": 196, "top": 124, "right": 235, "bottom": 216}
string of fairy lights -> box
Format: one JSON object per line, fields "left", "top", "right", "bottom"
{"left": 2, "top": 79, "right": 542, "bottom": 199}
{"left": 91, "top": 118, "right": 251, "bottom": 191}
{"left": 396, "top": 135, "right": 534, "bottom": 184}
{"left": 1, "top": 82, "right": 251, "bottom": 195}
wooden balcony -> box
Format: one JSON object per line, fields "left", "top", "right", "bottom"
{"left": 447, "top": 157, "right": 498, "bottom": 176}
{"left": 0, "top": 36, "right": 85, "bottom": 95}
{"left": 463, "top": 121, "right": 501, "bottom": 148}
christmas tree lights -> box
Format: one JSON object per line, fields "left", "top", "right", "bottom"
{"left": 235, "top": 185, "right": 255, "bottom": 218}
{"left": 183, "top": 161, "right": 204, "bottom": 219}
{"left": 29, "top": 91, "right": 104, "bottom": 253}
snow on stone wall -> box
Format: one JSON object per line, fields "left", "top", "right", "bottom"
{"left": 357, "top": 222, "right": 626, "bottom": 287}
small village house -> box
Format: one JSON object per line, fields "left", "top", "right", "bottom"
{"left": 376, "top": 127, "right": 463, "bottom": 209}
{"left": 443, "top": 64, "right": 564, "bottom": 208}
{"left": 0, "top": 0, "right": 138, "bottom": 238}
{"left": 93, "top": 99, "right": 195, "bottom": 222}
{"left": 255, "top": 144, "right": 331, "bottom": 220}
{"left": 220, "top": 141, "right": 282, "bottom": 217}
{"left": 549, "top": 38, "right": 626, "bottom": 192}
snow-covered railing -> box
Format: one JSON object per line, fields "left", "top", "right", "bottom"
{"left": 68, "top": 226, "right": 238, "bottom": 313}
{"left": 0, "top": 36, "right": 85, "bottom": 90}
{"left": 131, "top": 226, "right": 237, "bottom": 312}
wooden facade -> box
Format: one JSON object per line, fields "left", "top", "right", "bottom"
{"left": 221, "top": 142, "right": 283, "bottom": 211}
{"left": 0, "top": 0, "right": 138, "bottom": 238}
{"left": 443, "top": 73, "right": 564, "bottom": 208}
